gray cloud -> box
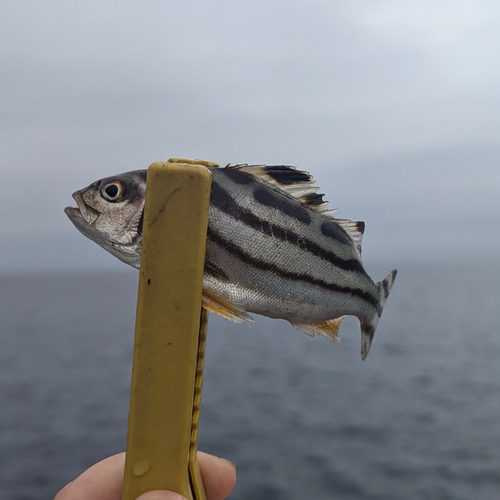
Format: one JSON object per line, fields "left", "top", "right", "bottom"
{"left": 1, "top": 1, "right": 499, "bottom": 271}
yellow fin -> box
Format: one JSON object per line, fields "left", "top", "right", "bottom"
{"left": 290, "top": 316, "right": 346, "bottom": 342}
{"left": 202, "top": 290, "right": 255, "bottom": 324}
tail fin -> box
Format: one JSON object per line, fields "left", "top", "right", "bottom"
{"left": 360, "top": 269, "right": 397, "bottom": 360}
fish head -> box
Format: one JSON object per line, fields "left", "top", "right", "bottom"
{"left": 64, "top": 170, "right": 147, "bottom": 267}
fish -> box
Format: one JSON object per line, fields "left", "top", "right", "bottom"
{"left": 65, "top": 161, "right": 397, "bottom": 359}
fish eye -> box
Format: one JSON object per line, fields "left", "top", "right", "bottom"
{"left": 101, "top": 180, "right": 126, "bottom": 202}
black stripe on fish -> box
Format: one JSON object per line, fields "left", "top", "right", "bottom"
{"left": 253, "top": 186, "right": 312, "bottom": 225}
{"left": 137, "top": 207, "right": 145, "bottom": 237}
{"left": 137, "top": 170, "right": 148, "bottom": 183}
{"left": 210, "top": 180, "right": 365, "bottom": 274}
{"left": 301, "top": 192, "right": 326, "bottom": 207}
{"left": 205, "top": 260, "right": 230, "bottom": 282}
{"left": 382, "top": 277, "right": 390, "bottom": 297}
{"left": 207, "top": 226, "right": 379, "bottom": 309}
{"left": 222, "top": 167, "right": 254, "bottom": 184}
{"left": 363, "top": 323, "right": 375, "bottom": 341}
{"left": 321, "top": 220, "right": 354, "bottom": 244}
{"left": 263, "top": 165, "right": 312, "bottom": 185}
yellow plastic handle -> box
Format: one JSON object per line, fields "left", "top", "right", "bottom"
{"left": 122, "top": 161, "right": 212, "bottom": 500}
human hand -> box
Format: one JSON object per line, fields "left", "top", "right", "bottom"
{"left": 54, "top": 451, "right": 236, "bottom": 500}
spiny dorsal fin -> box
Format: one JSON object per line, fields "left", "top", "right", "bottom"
{"left": 334, "top": 219, "right": 365, "bottom": 256}
{"left": 231, "top": 164, "right": 314, "bottom": 187}
{"left": 230, "top": 164, "right": 338, "bottom": 215}
{"left": 228, "top": 164, "right": 364, "bottom": 253}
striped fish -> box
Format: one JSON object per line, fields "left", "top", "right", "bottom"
{"left": 65, "top": 161, "right": 397, "bottom": 359}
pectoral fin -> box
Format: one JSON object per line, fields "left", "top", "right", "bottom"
{"left": 202, "top": 290, "right": 256, "bottom": 325}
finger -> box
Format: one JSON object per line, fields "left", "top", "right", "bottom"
{"left": 197, "top": 451, "right": 237, "bottom": 500}
{"left": 54, "top": 452, "right": 126, "bottom": 500}
{"left": 54, "top": 451, "right": 236, "bottom": 500}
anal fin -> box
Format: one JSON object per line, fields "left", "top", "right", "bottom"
{"left": 290, "top": 316, "right": 346, "bottom": 343}
{"left": 202, "top": 290, "right": 256, "bottom": 325}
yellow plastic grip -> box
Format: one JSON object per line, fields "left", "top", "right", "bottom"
{"left": 122, "top": 161, "right": 212, "bottom": 500}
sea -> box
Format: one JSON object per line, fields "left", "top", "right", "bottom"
{"left": 0, "top": 260, "right": 499, "bottom": 500}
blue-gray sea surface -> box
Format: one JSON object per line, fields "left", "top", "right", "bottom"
{"left": 1, "top": 261, "right": 499, "bottom": 500}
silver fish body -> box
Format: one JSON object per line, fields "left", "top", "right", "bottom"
{"left": 65, "top": 163, "right": 396, "bottom": 359}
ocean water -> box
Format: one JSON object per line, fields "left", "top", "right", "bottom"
{"left": 0, "top": 261, "right": 499, "bottom": 500}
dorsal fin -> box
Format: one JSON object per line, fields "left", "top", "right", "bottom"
{"left": 230, "top": 164, "right": 337, "bottom": 215}
{"left": 334, "top": 220, "right": 365, "bottom": 256}
{"left": 231, "top": 164, "right": 314, "bottom": 188}
{"left": 228, "top": 164, "right": 364, "bottom": 253}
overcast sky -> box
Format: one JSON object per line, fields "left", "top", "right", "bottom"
{"left": 1, "top": 0, "right": 499, "bottom": 273}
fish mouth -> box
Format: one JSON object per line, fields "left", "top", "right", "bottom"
{"left": 64, "top": 191, "right": 100, "bottom": 226}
